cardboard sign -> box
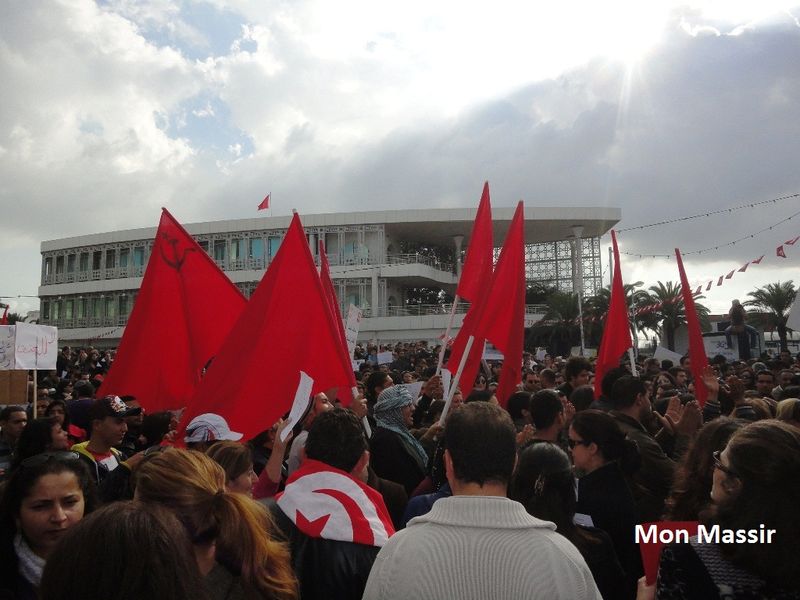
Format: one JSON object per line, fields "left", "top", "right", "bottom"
{"left": 0, "top": 370, "right": 28, "bottom": 406}
{"left": 377, "top": 351, "right": 394, "bottom": 365}
{"left": 0, "top": 324, "right": 59, "bottom": 370}
{"left": 0, "top": 326, "right": 14, "bottom": 370}
{"left": 653, "top": 346, "right": 684, "bottom": 365}
{"left": 397, "top": 381, "right": 424, "bottom": 403}
{"left": 345, "top": 304, "right": 362, "bottom": 358}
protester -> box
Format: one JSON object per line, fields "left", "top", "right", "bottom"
{"left": 12, "top": 418, "right": 71, "bottom": 468}
{"left": 270, "top": 408, "right": 394, "bottom": 600}
{"left": 43, "top": 399, "right": 84, "bottom": 444}
{"left": 510, "top": 442, "right": 627, "bottom": 600}
{"left": 776, "top": 397, "right": 800, "bottom": 429}
{"left": 653, "top": 420, "right": 800, "bottom": 598}
{"left": 287, "top": 393, "right": 333, "bottom": 476}
{"left": 134, "top": 448, "right": 298, "bottom": 600}
{"left": 183, "top": 412, "right": 243, "bottom": 453}
{"left": 363, "top": 402, "right": 600, "bottom": 600}
{"left": 206, "top": 440, "right": 259, "bottom": 497}
{"left": 0, "top": 406, "right": 28, "bottom": 478}
{"left": 40, "top": 502, "right": 210, "bottom": 600}
{"left": 369, "top": 385, "right": 428, "bottom": 494}
{"left": 139, "top": 411, "right": 174, "bottom": 449}
{"left": 0, "top": 452, "right": 96, "bottom": 598}
{"left": 570, "top": 409, "right": 642, "bottom": 595}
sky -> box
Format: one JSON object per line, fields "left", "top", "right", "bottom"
{"left": 2, "top": 0, "right": 800, "bottom": 318}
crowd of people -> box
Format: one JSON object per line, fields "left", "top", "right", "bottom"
{"left": 0, "top": 341, "right": 799, "bottom": 599}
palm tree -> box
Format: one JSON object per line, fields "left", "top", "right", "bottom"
{"left": 584, "top": 281, "right": 652, "bottom": 347}
{"left": 530, "top": 290, "right": 581, "bottom": 357}
{"left": 743, "top": 281, "right": 796, "bottom": 351}
{"left": 643, "top": 281, "right": 711, "bottom": 351}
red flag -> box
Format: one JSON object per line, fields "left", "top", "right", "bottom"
{"left": 752, "top": 255, "right": 764, "bottom": 264}
{"left": 725, "top": 270, "right": 735, "bottom": 279}
{"left": 101, "top": 209, "right": 246, "bottom": 412}
{"left": 594, "top": 231, "right": 632, "bottom": 399}
{"left": 706, "top": 281, "right": 712, "bottom": 291}
{"left": 738, "top": 262, "right": 749, "bottom": 273}
{"left": 258, "top": 193, "right": 271, "bottom": 211}
{"left": 0, "top": 306, "right": 8, "bottom": 325}
{"left": 675, "top": 249, "right": 709, "bottom": 406}
{"left": 717, "top": 276, "right": 724, "bottom": 286}
{"left": 319, "top": 240, "right": 358, "bottom": 404}
{"left": 777, "top": 245, "right": 787, "bottom": 258}
{"left": 639, "top": 521, "right": 699, "bottom": 585}
{"left": 694, "top": 286, "right": 702, "bottom": 295}
{"left": 471, "top": 202, "right": 526, "bottom": 407}
{"left": 176, "top": 213, "right": 354, "bottom": 442}
{"left": 785, "top": 236, "right": 800, "bottom": 246}
{"left": 456, "top": 182, "right": 494, "bottom": 303}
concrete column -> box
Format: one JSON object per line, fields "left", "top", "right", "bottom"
{"left": 453, "top": 235, "right": 464, "bottom": 277}
{"left": 371, "top": 268, "right": 380, "bottom": 316}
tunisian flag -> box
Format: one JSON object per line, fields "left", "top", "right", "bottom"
{"left": 471, "top": 201, "right": 526, "bottom": 407}
{"left": 101, "top": 209, "right": 246, "bottom": 412}
{"left": 319, "top": 240, "right": 357, "bottom": 405}
{"left": 457, "top": 181, "right": 494, "bottom": 303}
{"left": 675, "top": 248, "right": 709, "bottom": 406}
{"left": 594, "top": 231, "right": 632, "bottom": 399}
{"left": 176, "top": 213, "right": 355, "bottom": 442}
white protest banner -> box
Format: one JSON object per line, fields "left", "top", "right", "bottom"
{"left": 653, "top": 346, "right": 684, "bottom": 365}
{"left": 282, "top": 371, "right": 315, "bottom": 442}
{"left": 345, "top": 304, "right": 362, "bottom": 358}
{"left": 14, "top": 324, "right": 58, "bottom": 370}
{"left": 377, "top": 351, "right": 394, "bottom": 365}
{"left": 441, "top": 368, "right": 452, "bottom": 404}
{"left": 535, "top": 348, "right": 547, "bottom": 361}
{"left": 397, "top": 381, "right": 424, "bottom": 404}
{"left": 0, "top": 326, "right": 15, "bottom": 370}
{"left": 351, "top": 358, "right": 365, "bottom": 371}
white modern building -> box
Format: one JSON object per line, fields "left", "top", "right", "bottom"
{"left": 38, "top": 206, "right": 620, "bottom": 347}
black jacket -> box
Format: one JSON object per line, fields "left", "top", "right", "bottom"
{"left": 265, "top": 499, "right": 379, "bottom": 600}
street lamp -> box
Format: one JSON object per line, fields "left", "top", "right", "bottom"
{"left": 572, "top": 225, "right": 585, "bottom": 357}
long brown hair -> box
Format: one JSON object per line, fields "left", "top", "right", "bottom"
{"left": 206, "top": 440, "right": 253, "bottom": 483}
{"left": 135, "top": 448, "right": 297, "bottom": 600}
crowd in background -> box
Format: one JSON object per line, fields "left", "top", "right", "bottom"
{"left": 0, "top": 341, "right": 799, "bottom": 599}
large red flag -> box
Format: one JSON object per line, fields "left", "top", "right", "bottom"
{"left": 176, "top": 213, "right": 354, "bottom": 442}
{"left": 319, "top": 240, "right": 357, "bottom": 404}
{"left": 101, "top": 209, "right": 246, "bottom": 412}
{"left": 456, "top": 182, "right": 494, "bottom": 303}
{"left": 472, "top": 201, "right": 526, "bottom": 407}
{"left": 258, "top": 193, "right": 271, "bottom": 210}
{"left": 675, "top": 249, "right": 709, "bottom": 406}
{"left": 0, "top": 305, "right": 8, "bottom": 325}
{"left": 594, "top": 230, "right": 632, "bottom": 399}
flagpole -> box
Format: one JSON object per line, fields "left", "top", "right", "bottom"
{"left": 352, "top": 385, "right": 372, "bottom": 438}
{"left": 435, "top": 295, "right": 460, "bottom": 376}
{"left": 438, "top": 335, "right": 474, "bottom": 426}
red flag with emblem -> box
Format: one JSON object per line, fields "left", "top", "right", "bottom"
{"left": 101, "top": 209, "right": 247, "bottom": 412}
{"left": 176, "top": 213, "right": 354, "bottom": 442}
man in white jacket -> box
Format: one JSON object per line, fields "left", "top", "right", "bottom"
{"left": 363, "top": 401, "right": 601, "bottom": 600}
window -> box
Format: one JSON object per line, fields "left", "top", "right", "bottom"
{"left": 92, "top": 251, "right": 102, "bottom": 270}
{"left": 55, "top": 256, "right": 64, "bottom": 274}
{"left": 67, "top": 254, "right": 76, "bottom": 273}
{"left": 132, "top": 247, "right": 145, "bottom": 267}
{"left": 268, "top": 237, "right": 281, "bottom": 258}
{"left": 44, "top": 257, "right": 52, "bottom": 277}
{"left": 104, "top": 296, "right": 116, "bottom": 318}
{"left": 230, "top": 239, "right": 245, "bottom": 260}
{"left": 52, "top": 301, "right": 61, "bottom": 320}
{"left": 119, "top": 295, "right": 129, "bottom": 316}
{"left": 249, "top": 238, "right": 263, "bottom": 259}
{"left": 79, "top": 252, "right": 89, "bottom": 272}
{"left": 42, "top": 301, "right": 50, "bottom": 320}
{"left": 105, "top": 249, "right": 116, "bottom": 269}
{"left": 213, "top": 240, "right": 226, "bottom": 261}
{"left": 65, "top": 299, "right": 74, "bottom": 320}
{"left": 91, "top": 298, "right": 102, "bottom": 318}
{"left": 77, "top": 298, "right": 86, "bottom": 319}
{"left": 198, "top": 240, "right": 209, "bottom": 253}
{"left": 119, "top": 248, "right": 129, "bottom": 268}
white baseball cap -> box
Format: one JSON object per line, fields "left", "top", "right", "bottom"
{"left": 184, "top": 413, "right": 243, "bottom": 443}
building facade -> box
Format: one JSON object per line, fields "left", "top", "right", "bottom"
{"left": 38, "top": 206, "right": 620, "bottom": 346}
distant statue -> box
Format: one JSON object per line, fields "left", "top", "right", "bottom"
{"left": 725, "top": 299, "right": 758, "bottom": 359}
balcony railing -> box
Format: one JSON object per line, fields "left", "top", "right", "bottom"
{"left": 361, "top": 303, "right": 548, "bottom": 318}
{"left": 385, "top": 254, "right": 453, "bottom": 273}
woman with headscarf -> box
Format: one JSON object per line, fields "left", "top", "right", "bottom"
{"left": 369, "top": 385, "right": 429, "bottom": 494}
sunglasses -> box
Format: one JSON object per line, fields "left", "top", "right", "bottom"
{"left": 567, "top": 438, "right": 591, "bottom": 449}
{"left": 712, "top": 450, "right": 738, "bottom": 478}
{"left": 21, "top": 451, "right": 80, "bottom": 469}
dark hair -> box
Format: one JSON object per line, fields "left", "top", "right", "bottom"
{"left": 756, "top": 370, "right": 775, "bottom": 383}
{"left": 713, "top": 420, "right": 800, "bottom": 589}
{"left": 465, "top": 389, "right": 493, "bottom": 403}
{"left": 530, "top": 389, "right": 563, "bottom": 430}
{"left": 569, "top": 385, "right": 595, "bottom": 412}
{"left": 206, "top": 441, "right": 254, "bottom": 483}
{"left": 506, "top": 392, "right": 532, "bottom": 421}
{"left": 570, "top": 410, "right": 640, "bottom": 475}
{"left": 12, "top": 417, "right": 61, "bottom": 468}
{"left": 509, "top": 443, "right": 598, "bottom": 553}
{"left": 365, "top": 372, "right": 391, "bottom": 404}
{"left": 422, "top": 399, "right": 445, "bottom": 427}
{"left": 0, "top": 405, "right": 25, "bottom": 421}
{"left": 600, "top": 367, "right": 629, "bottom": 399}
{"left": 610, "top": 376, "right": 646, "bottom": 410}
{"left": 0, "top": 455, "right": 97, "bottom": 593}
{"left": 41, "top": 502, "right": 210, "bottom": 600}
{"left": 444, "top": 402, "right": 515, "bottom": 486}
{"left": 665, "top": 417, "right": 744, "bottom": 521}
{"left": 781, "top": 385, "right": 800, "bottom": 400}
{"left": 305, "top": 408, "right": 367, "bottom": 473}
{"left": 140, "top": 412, "right": 172, "bottom": 448}
{"left": 564, "top": 356, "right": 592, "bottom": 381}
{"left": 539, "top": 369, "right": 556, "bottom": 386}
